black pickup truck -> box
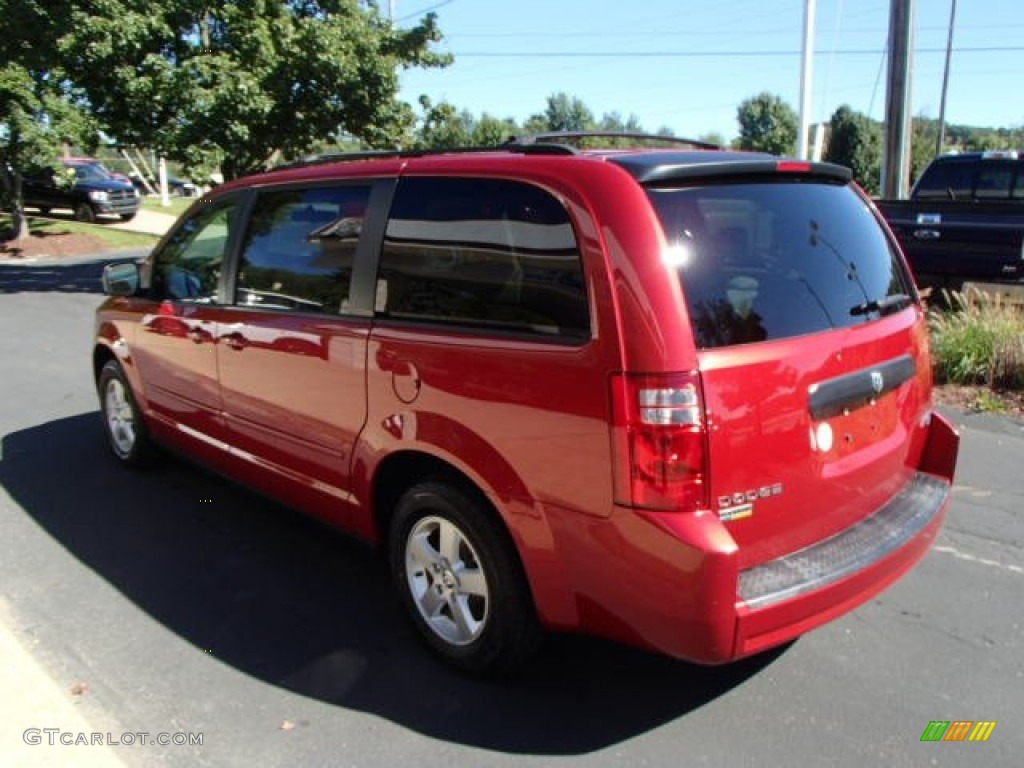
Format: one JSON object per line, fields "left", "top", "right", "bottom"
{"left": 23, "top": 159, "right": 141, "bottom": 223}
{"left": 875, "top": 151, "right": 1024, "bottom": 288}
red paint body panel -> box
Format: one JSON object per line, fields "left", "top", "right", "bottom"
{"left": 215, "top": 311, "right": 371, "bottom": 519}
{"left": 94, "top": 147, "right": 960, "bottom": 664}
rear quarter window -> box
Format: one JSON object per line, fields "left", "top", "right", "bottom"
{"left": 648, "top": 181, "right": 911, "bottom": 349}
{"left": 376, "top": 177, "right": 590, "bottom": 340}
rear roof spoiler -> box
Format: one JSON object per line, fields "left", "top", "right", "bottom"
{"left": 609, "top": 154, "right": 853, "bottom": 185}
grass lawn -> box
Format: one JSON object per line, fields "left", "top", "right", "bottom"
{"left": 2, "top": 214, "right": 159, "bottom": 255}
{"left": 140, "top": 196, "right": 196, "bottom": 217}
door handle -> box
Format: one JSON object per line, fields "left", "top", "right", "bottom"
{"left": 219, "top": 332, "right": 248, "bottom": 351}
{"left": 913, "top": 229, "right": 941, "bottom": 240}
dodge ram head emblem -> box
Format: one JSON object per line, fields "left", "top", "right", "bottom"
{"left": 870, "top": 370, "right": 884, "bottom": 394}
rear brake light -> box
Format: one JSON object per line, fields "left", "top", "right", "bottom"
{"left": 776, "top": 161, "right": 812, "bottom": 173}
{"left": 610, "top": 372, "right": 709, "bottom": 511}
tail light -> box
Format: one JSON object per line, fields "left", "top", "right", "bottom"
{"left": 610, "top": 372, "right": 709, "bottom": 511}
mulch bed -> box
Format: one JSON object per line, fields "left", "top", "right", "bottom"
{"left": 1, "top": 228, "right": 108, "bottom": 260}
{"left": 933, "top": 383, "right": 1024, "bottom": 420}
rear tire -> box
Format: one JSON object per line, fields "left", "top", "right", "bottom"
{"left": 98, "top": 360, "right": 153, "bottom": 468}
{"left": 389, "top": 481, "right": 541, "bottom": 675}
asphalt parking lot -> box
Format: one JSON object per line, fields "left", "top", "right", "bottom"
{"left": 0, "top": 256, "right": 1021, "bottom": 768}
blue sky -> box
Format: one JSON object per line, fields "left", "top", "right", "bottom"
{"left": 397, "top": 0, "right": 1024, "bottom": 141}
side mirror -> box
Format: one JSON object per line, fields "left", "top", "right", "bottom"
{"left": 102, "top": 262, "right": 141, "bottom": 296}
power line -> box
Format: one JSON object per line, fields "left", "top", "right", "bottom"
{"left": 446, "top": 22, "right": 1024, "bottom": 39}
{"left": 450, "top": 46, "right": 1023, "bottom": 58}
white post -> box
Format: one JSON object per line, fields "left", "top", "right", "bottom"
{"left": 158, "top": 157, "right": 170, "bottom": 207}
{"left": 812, "top": 122, "right": 826, "bottom": 161}
{"left": 798, "top": 0, "right": 817, "bottom": 160}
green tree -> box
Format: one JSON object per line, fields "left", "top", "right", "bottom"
{"left": 416, "top": 97, "right": 473, "bottom": 148}
{"left": 697, "top": 131, "right": 726, "bottom": 148}
{"left": 0, "top": 3, "right": 98, "bottom": 235}
{"left": 911, "top": 117, "right": 941, "bottom": 185}
{"left": 52, "top": 1, "right": 450, "bottom": 179}
{"left": 0, "top": 64, "right": 97, "bottom": 239}
{"left": 736, "top": 92, "right": 798, "bottom": 156}
{"left": 824, "top": 105, "right": 882, "bottom": 195}
{"left": 472, "top": 114, "right": 517, "bottom": 146}
{"left": 529, "top": 92, "right": 596, "bottom": 133}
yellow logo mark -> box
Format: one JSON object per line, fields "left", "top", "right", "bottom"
{"left": 968, "top": 721, "right": 997, "bottom": 742}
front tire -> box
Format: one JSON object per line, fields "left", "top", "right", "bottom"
{"left": 98, "top": 360, "right": 152, "bottom": 467}
{"left": 389, "top": 481, "right": 541, "bottom": 675}
{"left": 119, "top": 212, "right": 137, "bottom": 221}
{"left": 74, "top": 203, "right": 97, "bottom": 223}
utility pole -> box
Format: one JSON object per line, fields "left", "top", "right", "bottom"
{"left": 798, "top": 0, "right": 817, "bottom": 160}
{"left": 881, "top": 0, "right": 915, "bottom": 199}
{"left": 935, "top": 0, "right": 957, "bottom": 157}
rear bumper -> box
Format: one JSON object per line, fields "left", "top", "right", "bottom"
{"left": 547, "top": 411, "right": 958, "bottom": 663}
{"left": 732, "top": 471, "right": 949, "bottom": 658}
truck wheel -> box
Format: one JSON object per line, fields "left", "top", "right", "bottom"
{"left": 74, "top": 203, "right": 97, "bottom": 223}
{"left": 389, "top": 481, "right": 541, "bottom": 675}
{"left": 97, "top": 360, "right": 153, "bottom": 467}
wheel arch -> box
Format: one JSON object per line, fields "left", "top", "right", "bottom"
{"left": 92, "top": 343, "right": 117, "bottom": 384}
{"left": 92, "top": 328, "right": 148, "bottom": 410}
{"left": 366, "top": 448, "right": 577, "bottom": 629}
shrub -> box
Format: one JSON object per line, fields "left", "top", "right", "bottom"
{"left": 929, "top": 289, "right": 1024, "bottom": 389}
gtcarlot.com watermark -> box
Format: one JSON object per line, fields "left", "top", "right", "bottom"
{"left": 23, "top": 728, "right": 203, "bottom": 747}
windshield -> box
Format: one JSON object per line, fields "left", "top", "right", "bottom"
{"left": 648, "top": 181, "right": 912, "bottom": 349}
{"left": 68, "top": 163, "right": 114, "bottom": 183}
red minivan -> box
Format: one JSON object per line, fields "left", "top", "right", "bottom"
{"left": 94, "top": 135, "right": 959, "bottom": 674}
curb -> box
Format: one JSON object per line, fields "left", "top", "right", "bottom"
{"left": 0, "top": 601, "right": 128, "bottom": 768}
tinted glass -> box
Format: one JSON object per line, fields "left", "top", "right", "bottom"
{"left": 151, "top": 202, "right": 235, "bottom": 302}
{"left": 913, "top": 158, "right": 973, "bottom": 200}
{"left": 648, "top": 182, "right": 911, "bottom": 349}
{"left": 973, "top": 161, "right": 1015, "bottom": 199}
{"left": 377, "top": 178, "right": 588, "bottom": 339}
{"left": 235, "top": 186, "right": 370, "bottom": 313}
{"left": 1012, "top": 163, "right": 1024, "bottom": 199}
{"left": 70, "top": 163, "right": 112, "bottom": 183}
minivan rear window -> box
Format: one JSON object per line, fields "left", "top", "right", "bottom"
{"left": 648, "top": 182, "right": 911, "bottom": 349}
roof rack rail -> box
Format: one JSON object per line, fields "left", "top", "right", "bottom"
{"left": 517, "top": 131, "right": 721, "bottom": 150}
{"left": 274, "top": 141, "right": 577, "bottom": 171}
{"left": 271, "top": 131, "right": 709, "bottom": 172}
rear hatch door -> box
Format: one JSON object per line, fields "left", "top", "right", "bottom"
{"left": 647, "top": 172, "right": 930, "bottom": 569}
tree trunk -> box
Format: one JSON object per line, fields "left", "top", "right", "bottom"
{"left": 2, "top": 166, "right": 30, "bottom": 241}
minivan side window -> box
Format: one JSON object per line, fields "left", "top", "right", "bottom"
{"left": 235, "top": 185, "right": 370, "bottom": 313}
{"left": 377, "top": 177, "right": 589, "bottom": 340}
{"left": 150, "top": 201, "right": 236, "bottom": 303}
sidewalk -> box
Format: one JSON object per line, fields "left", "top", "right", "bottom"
{"left": 0, "top": 600, "right": 127, "bottom": 768}
{"left": 110, "top": 209, "right": 177, "bottom": 237}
